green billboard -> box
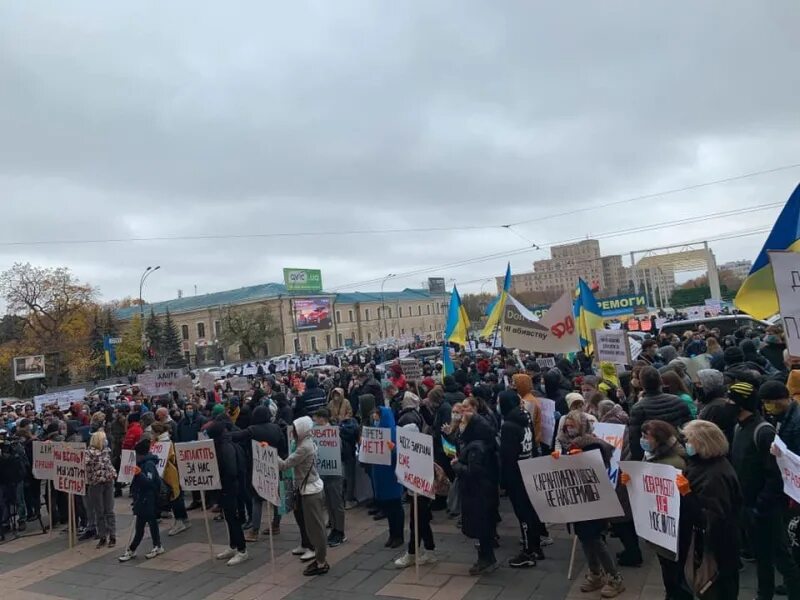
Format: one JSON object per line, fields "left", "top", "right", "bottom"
{"left": 283, "top": 268, "right": 323, "bottom": 293}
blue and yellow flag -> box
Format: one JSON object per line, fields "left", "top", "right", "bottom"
{"left": 481, "top": 263, "right": 510, "bottom": 338}
{"left": 734, "top": 183, "right": 800, "bottom": 319}
{"left": 444, "top": 285, "right": 470, "bottom": 347}
{"left": 574, "top": 278, "right": 604, "bottom": 354}
{"left": 442, "top": 344, "right": 455, "bottom": 376}
{"left": 103, "top": 334, "right": 117, "bottom": 368}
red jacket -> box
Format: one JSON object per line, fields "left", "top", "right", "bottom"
{"left": 122, "top": 421, "right": 143, "bottom": 450}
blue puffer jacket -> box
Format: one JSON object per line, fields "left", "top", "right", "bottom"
{"left": 371, "top": 407, "right": 404, "bottom": 501}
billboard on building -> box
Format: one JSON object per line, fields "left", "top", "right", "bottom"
{"left": 293, "top": 298, "right": 333, "bottom": 331}
{"left": 14, "top": 355, "right": 46, "bottom": 381}
{"left": 284, "top": 268, "right": 323, "bottom": 293}
{"left": 428, "top": 277, "right": 446, "bottom": 294}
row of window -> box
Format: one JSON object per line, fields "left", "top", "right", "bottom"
{"left": 181, "top": 320, "right": 221, "bottom": 341}
{"left": 335, "top": 302, "right": 442, "bottom": 324}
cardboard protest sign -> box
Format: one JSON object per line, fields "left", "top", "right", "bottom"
{"left": 593, "top": 329, "right": 631, "bottom": 366}
{"left": 32, "top": 440, "right": 54, "bottom": 480}
{"left": 519, "top": 449, "right": 623, "bottom": 523}
{"left": 770, "top": 251, "right": 800, "bottom": 358}
{"left": 400, "top": 358, "right": 423, "bottom": 382}
{"left": 593, "top": 423, "right": 625, "bottom": 486}
{"left": 199, "top": 371, "right": 217, "bottom": 389}
{"left": 395, "top": 428, "right": 434, "bottom": 498}
{"left": 535, "top": 357, "right": 556, "bottom": 369}
{"left": 138, "top": 369, "right": 193, "bottom": 396}
{"left": 252, "top": 441, "right": 281, "bottom": 506}
{"left": 229, "top": 376, "right": 250, "bottom": 391}
{"left": 34, "top": 389, "right": 87, "bottom": 412}
{"left": 149, "top": 440, "right": 172, "bottom": 477}
{"left": 539, "top": 398, "right": 556, "bottom": 449}
{"left": 53, "top": 442, "right": 87, "bottom": 495}
{"left": 175, "top": 440, "right": 221, "bottom": 491}
{"left": 117, "top": 449, "right": 137, "bottom": 484}
{"left": 774, "top": 437, "right": 800, "bottom": 504}
{"left": 312, "top": 426, "right": 342, "bottom": 476}
{"left": 502, "top": 292, "right": 580, "bottom": 354}
{"left": 359, "top": 427, "right": 392, "bottom": 466}
{"left": 619, "top": 461, "right": 681, "bottom": 554}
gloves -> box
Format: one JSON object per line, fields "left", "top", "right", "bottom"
{"left": 620, "top": 472, "right": 631, "bottom": 486}
{"left": 133, "top": 466, "right": 142, "bottom": 476}
{"left": 387, "top": 441, "right": 395, "bottom": 451}
{"left": 550, "top": 450, "right": 561, "bottom": 459}
{"left": 676, "top": 473, "right": 691, "bottom": 496}
{"left": 567, "top": 448, "right": 583, "bottom": 456}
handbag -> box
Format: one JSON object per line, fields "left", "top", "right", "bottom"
{"left": 683, "top": 525, "right": 718, "bottom": 596}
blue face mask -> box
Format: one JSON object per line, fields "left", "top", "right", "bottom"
{"left": 372, "top": 420, "right": 380, "bottom": 427}
{"left": 685, "top": 442, "right": 697, "bottom": 457}
{"left": 640, "top": 438, "right": 652, "bottom": 453}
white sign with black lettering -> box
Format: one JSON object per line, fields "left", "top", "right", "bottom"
{"left": 770, "top": 251, "right": 800, "bottom": 359}
{"left": 593, "top": 329, "right": 631, "bottom": 365}
{"left": 311, "top": 426, "right": 342, "bottom": 476}
{"left": 252, "top": 441, "right": 281, "bottom": 506}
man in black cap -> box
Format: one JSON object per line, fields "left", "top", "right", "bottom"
{"left": 731, "top": 381, "right": 800, "bottom": 600}
{"left": 761, "top": 381, "right": 800, "bottom": 454}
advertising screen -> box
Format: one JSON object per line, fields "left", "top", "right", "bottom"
{"left": 293, "top": 298, "right": 333, "bottom": 331}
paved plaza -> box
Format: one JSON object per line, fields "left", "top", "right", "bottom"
{"left": 0, "top": 496, "right": 762, "bottom": 599}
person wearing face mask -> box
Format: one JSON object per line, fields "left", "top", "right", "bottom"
{"left": 176, "top": 402, "right": 207, "bottom": 510}
{"left": 730, "top": 381, "right": 800, "bottom": 600}
{"left": 622, "top": 420, "right": 688, "bottom": 599}
{"left": 678, "top": 420, "right": 741, "bottom": 600}
{"left": 762, "top": 381, "right": 800, "bottom": 454}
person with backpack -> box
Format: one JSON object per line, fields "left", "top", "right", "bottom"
{"left": 118, "top": 438, "right": 165, "bottom": 562}
{"left": 731, "top": 381, "right": 800, "bottom": 600}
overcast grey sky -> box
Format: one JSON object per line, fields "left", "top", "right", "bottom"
{"left": 1, "top": 1, "right": 799, "bottom": 303}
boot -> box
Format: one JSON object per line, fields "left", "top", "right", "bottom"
{"left": 580, "top": 571, "right": 605, "bottom": 593}
{"left": 600, "top": 574, "right": 625, "bottom": 598}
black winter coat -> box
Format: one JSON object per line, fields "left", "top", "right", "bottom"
{"left": 680, "top": 455, "right": 742, "bottom": 574}
{"left": 131, "top": 454, "right": 160, "bottom": 518}
{"left": 213, "top": 432, "right": 245, "bottom": 498}
{"left": 294, "top": 385, "right": 327, "bottom": 419}
{"left": 629, "top": 391, "right": 692, "bottom": 459}
{"left": 499, "top": 406, "right": 535, "bottom": 492}
{"left": 731, "top": 414, "right": 782, "bottom": 513}
{"left": 453, "top": 415, "right": 499, "bottom": 540}
{"left": 176, "top": 414, "right": 207, "bottom": 443}
{"left": 698, "top": 398, "right": 738, "bottom": 448}
{"left": 232, "top": 406, "right": 287, "bottom": 493}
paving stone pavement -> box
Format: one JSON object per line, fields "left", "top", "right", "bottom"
{"left": 0, "top": 495, "right": 763, "bottom": 599}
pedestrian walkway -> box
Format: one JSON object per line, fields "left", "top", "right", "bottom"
{"left": 0, "top": 496, "right": 761, "bottom": 599}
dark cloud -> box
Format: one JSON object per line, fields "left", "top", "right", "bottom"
{"left": 0, "top": 1, "right": 798, "bottom": 302}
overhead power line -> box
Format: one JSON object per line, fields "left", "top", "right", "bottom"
{"left": 0, "top": 162, "right": 797, "bottom": 247}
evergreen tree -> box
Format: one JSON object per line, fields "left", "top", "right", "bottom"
{"left": 144, "top": 309, "right": 162, "bottom": 363}
{"left": 161, "top": 309, "right": 185, "bottom": 368}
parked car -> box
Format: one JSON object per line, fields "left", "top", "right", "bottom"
{"left": 659, "top": 314, "right": 769, "bottom": 338}
{"left": 88, "top": 384, "right": 128, "bottom": 402}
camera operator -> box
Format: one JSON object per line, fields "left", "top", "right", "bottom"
{"left": 0, "top": 428, "right": 28, "bottom": 537}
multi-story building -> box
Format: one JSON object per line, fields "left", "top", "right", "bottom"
{"left": 116, "top": 283, "right": 448, "bottom": 366}
{"left": 499, "top": 239, "right": 630, "bottom": 298}
{"left": 719, "top": 259, "right": 752, "bottom": 280}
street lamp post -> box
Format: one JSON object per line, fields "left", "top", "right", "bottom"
{"left": 139, "top": 266, "right": 161, "bottom": 351}
{"left": 381, "top": 273, "right": 396, "bottom": 340}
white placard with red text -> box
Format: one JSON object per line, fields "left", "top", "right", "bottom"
{"left": 117, "top": 449, "right": 137, "bottom": 484}
{"left": 395, "top": 428, "right": 434, "bottom": 498}
{"left": 32, "top": 440, "right": 54, "bottom": 480}
{"left": 149, "top": 440, "right": 172, "bottom": 477}
{"left": 175, "top": 440, "right": 221, "bottom": 491}
{"left": 311, "top": 426, "right": 342, "bottom": 476}
{"left": 620, "top": 461, "right": 681, "bottom": 554}
{"left": 53, "top": 442, "right": 87, "bottom": 496}
{"left": 359, "top": 427, "right": 392, "bottom": 466}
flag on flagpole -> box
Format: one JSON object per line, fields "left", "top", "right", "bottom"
{"left": 574, "top": 278, "right": 604, "bottom": 355}
{"left": 481, "top": 263, "right": 510, "bottom": 338}
{"left": 735, "top": 183, "right": 800, "bottom": 318}
{"left": 442, "top": 344, "right": 455, "bottom": 376}
{"left": 444, "top": 285, "right": 470, "bottom": 347}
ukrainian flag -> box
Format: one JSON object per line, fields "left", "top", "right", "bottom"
{"left": 442, "top": 344, "right": 455, "bottom": 376}
{"left": 735, "top": 183, "right": 800, "bottom": 319}
{"left": 481, "top": 263, "right": 510, "bottom": 338}
{"left": 574, "top": 278, "right": 604, "bottom": 354}
{"left": 103, "top": 334, "right": 117, "bottom": 368}
{"left": 444, "top": 285, "right": 470, "bottom": 347}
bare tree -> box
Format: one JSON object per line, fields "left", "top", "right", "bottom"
{"left": 218, "top": 304, "right": 281, "bottom": 360}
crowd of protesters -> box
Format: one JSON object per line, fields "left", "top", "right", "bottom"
{"left": 1, "top": 320, "right": 800, "bottom": 597}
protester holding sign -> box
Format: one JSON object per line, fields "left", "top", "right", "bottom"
{"left": 498, "top": 390, "right": 544, "bottom": 568}
{"left": 118, "top": 439, "right": 165, "bottom": 562}
{"left": 730, "top": 382, "right": 800, "bottom": 600}
{"left": 370, "top": 406, "right": 405, "bottom": 549}
{"left": 452, "top": 404, "right": 500, "bottom": 576}
{"left": 551, "top": 411, "right": 625, "bottom": 598}
{"left": 680, "top": 420, "right": 741, "bottom": 599}
{"left": 311, "top": 409, "right": 347, "bottom": 547}
{"left": 278, "top": 416, "right": 329, "bottom": 576}
{"left": 150, "top": 422, "right": 191, "bottom": 537}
